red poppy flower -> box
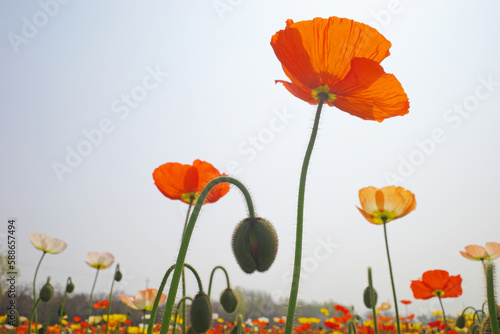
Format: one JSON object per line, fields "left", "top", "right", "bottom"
{"left": 93, "top": 299, "right": 110, "bottom": 309}
{"left": 410, "top": 270, "right": 462, "bottom": 300}
{"left": 400, "top": 300, "right": 412, "bottom": 305}
{"left": 153, "top": 159, "right": 230, "bottom": 205}
{"left": 271, "top": 17, "right": 409, "bottom": 122}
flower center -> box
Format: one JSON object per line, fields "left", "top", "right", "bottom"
{"left": 181, "top": 193, "right": 198, "bottom": 204}
{"left": 312, "top": 85, "right": 336, "bottom": 102}
{"left": 432, "top": 290, "right": 444, "bottom": 297}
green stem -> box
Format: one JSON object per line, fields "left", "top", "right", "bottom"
{"left": 29, "top": 298, "right": 41, "bottom": 334}
{"left": 156, "top": 177, "right": 255, "bottom": 334}
{"left": 284, "top": 98, "right": 324, "bottom": 334}
{"left": 142, "top": 310, "right": 146, "bottom": 334}
{"left": 45, "top": 300, "right": 62, "bottom": 329}
{"left": 208, "top": 266, "right": 231, "bottom": 298}
{"left": 486, "top": 262, "right": 500, "bottom": 334}
{"left": 236, "top": 314, "right": 243, "bottom": 334}
{"left": 146, "top": 263, "right": 202, "bottom": 334}
{"left": 147, "top": 264, "right": 176, "bottom": 334}
{"left": 181, "top": 201, "right": 192, "bottom": 334}
{"left": 58, "top": 279, "right": 70, "bottom": 332}
{"left": 32, "top": 252, "right": 47, "bottom": 327}
{"left": 437, "top": 296, "right": 449, "bottom": 334}
{"left": 87, "top": 269, "right": 100, "bottom": 325}
{"left": 172, "top": 297, "right": 193, "bottom": 334}
{"left": 183, "top": 263, "right": 204, "bottom": 292}
{"left": 106, "top": 264, "right": 119, "bottom": 334}
{"left": 368, "top": 267, "right": 379, "bottom": 334}
{"left": 382, "top": 221, "right": 401, "bottom": 334}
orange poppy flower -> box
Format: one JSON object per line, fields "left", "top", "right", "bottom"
{"left": 357, "top": 186, "right": 416, "bottom": 225}
{"left": 120, "top": 288, "right": 167, "bottom": 311}
{"left": 459, "top": 242, "right": 500, "bottom": 261}
{"left": 400, "top": 300, "right": 412, "bottom": 305}
{"left": 410, "top": 270, "right": 462, "bottom": 300}
{"left": 271, "top": 17, "right": 409, "bottom": 122}
{"left": 93, "top": 299, "right": 110, "bottom": 309}
{"left": 153, "top": 159, "right": 230, "bottom": 205}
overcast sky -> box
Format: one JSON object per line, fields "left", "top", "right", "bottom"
{"left": 2, "top": 0, "right": 500, "bottom": 320}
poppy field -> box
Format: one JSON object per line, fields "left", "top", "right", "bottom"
{"left": 2, "top": 8, "right": 500, "bottom": 334}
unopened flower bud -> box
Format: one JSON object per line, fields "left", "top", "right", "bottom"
{"left": 232, "top": 217, "right": 278, "bottom": 274}
{"left": 456, "top": 314, "right": 465, "bottom": 329}
{"left": 115, "top": 270, "right": 123, "bottom": 282}
{"left": 40, "top": 277, "right": 54, "bottom": 302}
{"left": 190, "top": 292, "right": 213, "bottom": 333}
{"left": 220, "top": 288, "right": 239, "bottom": 314}
{"left": 66, "top": 278, "right": 75, "bottom": 293}
{"left": 363, "top": 286, "right": 377, "bottom": 308}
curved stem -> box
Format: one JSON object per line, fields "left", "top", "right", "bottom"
{"left": 181, "top": 201, "right": 192, "bottom": 334}
{"left": 437, "top": 296, "right": 449, "bottom": 334}
{"left": 157, "top": 177, "right": 255, "bottom": 334}
{"left": 208, "top": 266, "right": 231, "bottom": 298}
{"left": 172, "top": 297, "right": 193, "bottom": 334}
{"left": 87, "top": 269, "right": 100, "bottom": 325}
{"left": 29, "top": 298, "right": 41, "bottom": 334}
{"left": 183, "top": 263, "right": 204, "bottom": 292}
{"left": 147, "top": 264, "right": 176, "bottom": 334}
{"left": 106, "top": 264, "right": 119, "bottom": 334}
{"left": 58, "top": 279, "right": 70, "bottom": 331}
{"left": 32, "top": 252, "right": 47, "bottom": 326}
{"left": 486, "top": 262, "right": 500, "bottom": 334}
{"left": 368, "top": 267, "right": 379, "bottom": 334}
{"left": 382, "top": 221, "right": 401, "bottom": 334}
{"left": 45, "top": 300, "right": 62, "bottom": 330}
{"left": 284, "top": 99, "right": 324, "bottom": 334}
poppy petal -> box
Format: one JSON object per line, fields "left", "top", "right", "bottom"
{"left": 333, "top": 71, "right": 409, "bottom": 122}
{"left": 422, "top": 270, "right": 449, "bottom": 292}
{"left": 410, "top": 280, "right": 434, "bottom": 300}
{"left": 271, "top": 17, "right": 391, "bottom": 90}
{"left": 443, "top": 274, "right": 462, "bottom": 298}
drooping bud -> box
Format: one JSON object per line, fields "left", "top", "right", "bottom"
{"left": 114, "top": 270, "right": 123, "bottom": 282}
{"left": 66, "top": 277, "right": 75, "bottom": 293}
{"left": 190, "top": 292, "right": 213, "bottom": 333}
{"left": 232, "top": 217, "right": 278, "bottom": 274}
{"left": 456, "top": 314, "right": 465, "bottom": 329}
{"left": 363, "top": 286, "right": 377, "bottom": 308}
{"left": 220, "top": 288, "right": 239, "bottom": 314}
{"left": 40, "top": 277, "right": 54, "bottom": 302}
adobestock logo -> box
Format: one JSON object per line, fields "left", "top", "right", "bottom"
{"left": 51, "top": 65, "right": 168, "bottom": 183}
{"left": 8, "top": 0, "right": 71, "bottom": 54}
{"left": 384, "top": 75, "right": 498, "bottom": 185}
{"left": 212, "top": 0, "right": 243, "bottom": 21}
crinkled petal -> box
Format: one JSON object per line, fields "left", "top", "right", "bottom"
{"left": 443, "top": 275, "right": 462, "bottom": 298}
{"left": 422, "top": 270, "right": 449, "bottom": 292}
{"left": 410, "top": 280, "right": 434, "bottom": 300}
{"left": 271, "top": 17, "right": 391, "bottom": 89}
{"left": 333, "top": 59, "right": 409, "bottom": 122}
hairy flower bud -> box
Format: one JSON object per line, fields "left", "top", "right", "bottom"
{"left": 220, "top": 288, "right": 239, "bottom": 314}
{"left": 190, "top": 292, "right": 213, "bottom": 333}
{"left": 232, "top": 217, "right": 278, "bottom": 274}
{"left": 40, "top": 278, "right": 54, "bottom": 302}
{"left": 363, "top": 286, "right": 377, "bottom": 308}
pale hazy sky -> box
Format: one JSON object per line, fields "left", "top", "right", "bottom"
{"left": 1, "top": 0, "right": 500, "bottom": 320}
